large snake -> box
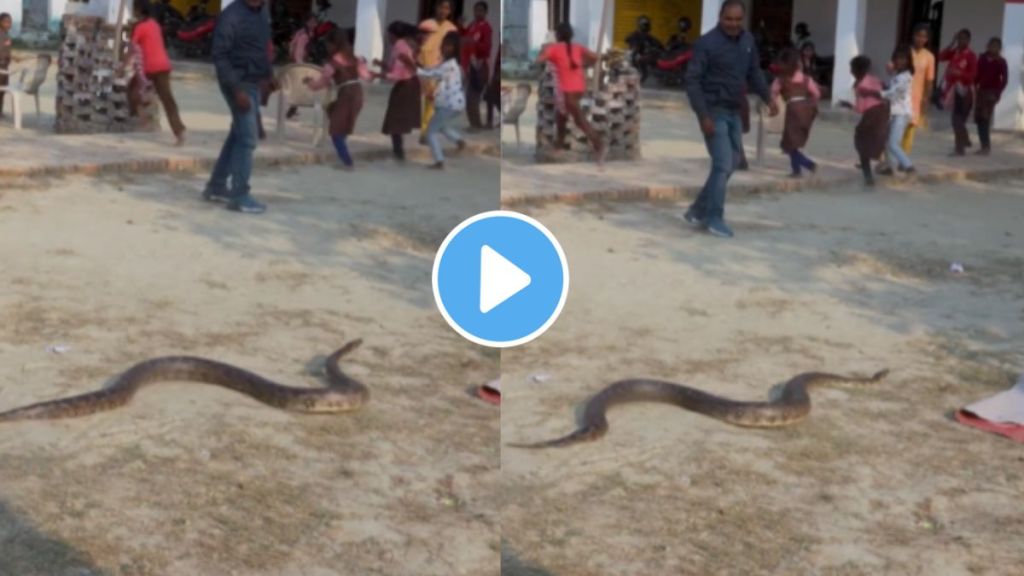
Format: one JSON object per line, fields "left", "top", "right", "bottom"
{"left": 508, "top": 369, "right": 890, "bottom": 449}
{"left": 0, "top": 340, "right": 368, "bottom": 423}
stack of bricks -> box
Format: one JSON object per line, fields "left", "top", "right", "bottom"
{"left": 535, "top": 52, "right": 642, "bottom": 163}
{"left": 55, "top": 14, "right": 160, "bottom": 134}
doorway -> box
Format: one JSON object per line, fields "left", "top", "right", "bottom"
{"left": 898, "top": 0, "right": 944, "bottom": 54}
{"left": 420, "top": 0, "right": 466, "bottom": 23}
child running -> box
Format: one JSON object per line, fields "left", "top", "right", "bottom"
{"left": 536, "top": 23, "right": 606, "bottom": 164}
{"left": 974, "top": 37, "right": 1008, "bottom": 156}
{"left": 771, "top": 47, "right": 820, "bottom": 177}
{"left": 0, "top": 12, "right": 12, "bottom": 120}
{"left": 417, "top": 31, "right": 467, "bottom": 169}
{"left": 878, "top": 46, "right": 916, "bottom": 176}
{"left": 304, "top": 29, "right": 372, "bottom": 171}
{"left": 375, "top": 21, "right": 422, "bottom": 162}
{"left": 839, "top": 56, "right": 890, "bottom": 187}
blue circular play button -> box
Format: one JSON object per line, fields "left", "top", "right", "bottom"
{"left": 432, "top": 211, "right": 570, "bottom": 348}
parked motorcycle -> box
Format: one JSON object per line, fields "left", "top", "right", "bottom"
{"left": 651, "top": 46, "right": 693, "bottom": 87}
{"left": 167, "top": 0, "right": 215, "bottom": 59}
{"left": 626, "top": 16, "right": 693, "bottom": 88}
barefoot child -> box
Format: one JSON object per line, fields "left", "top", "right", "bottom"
{"left": 878, "top": 46, "right": 916, "bottom": 176}
{"left": 974, "top": 37, "right": 1008, "bottom": 155}
{"left": 304, "top": 29, "right": 372, "bottom": 170}
{"left": 839, "top": 56, "right": 890, "bottom": 187}
{"left": 376, "top": 21, "right": 422, "bottom": 162}
{"left": 536, "top": 22, "right": 606, "bottom": 164}
{"left": 771, "top": 47, "right": 820, "bottom": 177}
{"left": 417, "top": 31, "right": 467, "bottom": 169}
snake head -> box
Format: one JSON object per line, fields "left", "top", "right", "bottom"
{"left": 871, "top": 369, "right": 891, "bottom": 382}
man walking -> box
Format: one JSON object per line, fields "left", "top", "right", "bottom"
{"left": 683, "top": 0, "right": 777, "bottom": 238}
{"left": 462, "top": 1, "right": 493, "bottom": 129}
{"left": 939, "top": 28, "right": 978, "bottom": 156}
{"left": 202, "top": 0, "right": 273, "bottom": 214}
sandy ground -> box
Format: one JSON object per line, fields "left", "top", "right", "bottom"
{"left": 501, "top": 177, "right": 1024, "bottom": 575}
{"left": 0, "top": 158, "right": 500, "bottom": 575}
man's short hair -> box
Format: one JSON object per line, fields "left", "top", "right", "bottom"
{"left": 720, "top": 0, "right": 746, "bottom": 16}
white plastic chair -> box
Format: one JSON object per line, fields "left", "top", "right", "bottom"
{"left": 274, "top": 63, "right": 336, "bottom": 148}
{"left": 0, "top": 54, "right": 52, "bottom": 130}
{"left": 502, "top": 82, "right": 532, "bottom": 149}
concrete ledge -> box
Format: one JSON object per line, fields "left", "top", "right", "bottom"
{"left": 501, "top": 165, "right": 1024, "bottom": 207}
{"left": 0, "top": 140, "right": 500, "bottom": 181}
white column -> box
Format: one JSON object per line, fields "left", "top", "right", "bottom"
{"left": 353, "top": 0, "right": 387, "bottom": 62}
{"left": 700, "top": 0, "right": 719, "bottom": 34}
{"left": 995, "top": 1, "right": 1024, "bottom": 131}
{"left": 528, "top": 0, "right": 549, "bottom": 55}
{"left": 585, "top": 0, "right": 612, "bottom": 52}
{"left": 830, "top": 0, "right": 867, "bottom": 107}
{"left": 221, "top": 0, "right": 237, "bottom": 9}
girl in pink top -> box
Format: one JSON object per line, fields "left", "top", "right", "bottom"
{"left": 130, "top": 0, "right": 185, "bottom": 145}
{"left": 304, "top": 29, "right": 373, "bottom": 170}
{"left": 536, "top": 23, "right": 605, "bottom": 164}
{"left": 374, "top": 21, "right": 422, "bottom": 162}
{"left": 771, "top": 47, "right": 821, "bottom": 178}
{"left": 839, "top": 55, "right": 891, "bottom": 187}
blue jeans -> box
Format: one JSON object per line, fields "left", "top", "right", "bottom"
{"left": 427, "top": 106, "right": 463, "bottom": 163}
{"left": 689, "top": 111, "right": 743, "bottom": 223}
{"left": 207, "top": 83, "right": 260, "bottom": 198}
{"left": 887, "top": 114, "right": 913, "bottom": 170}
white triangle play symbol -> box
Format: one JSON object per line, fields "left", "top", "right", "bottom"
{"left": 480, "top": 245, "right": 532, "bottom": 314}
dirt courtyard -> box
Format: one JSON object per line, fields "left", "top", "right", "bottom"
{"left": 501, "top": 178, "right": 1024, "bottom": 575}
{"left": 0, "top": 159, "right": 500, "bottom": 576}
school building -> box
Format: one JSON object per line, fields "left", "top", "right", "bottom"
{"left": 6, "top": 0, "right": 498, "bottom": 65}
{"left": 503, "top": 0, "right": 1024, "bottom": 131}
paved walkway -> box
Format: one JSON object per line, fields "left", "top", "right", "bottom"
{"left": 0, "top": 59, "right": 499, "bottom": 179}
{"left": 501, "top": 85, "right": 1024, "bottom": 205}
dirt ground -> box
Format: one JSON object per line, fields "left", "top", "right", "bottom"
{"left": 0, "top": 159, "right": 500, "bottom": 576}
{"left": 501, "top": 177, "right": 1024, "bottom": 575}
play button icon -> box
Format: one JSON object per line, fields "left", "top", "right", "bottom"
{"left": 480, "top": 245, "right": 531, "bottom": 314}
{"left": 433, "top": 211, "right": 569, "bottom": 348}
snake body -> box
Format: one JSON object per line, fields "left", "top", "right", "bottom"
{"left": 509, "top": 369, "right": 889, "bottom": 449}
{"left": 0, "top": 340, "right": 368, "bottom": 423}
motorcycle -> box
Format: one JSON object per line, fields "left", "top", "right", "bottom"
{"left": 155, "top": 0, "right": 185, "bottom": 43}
{"left": 306, "top": 0, "right": 339, "bottom": 65}
{"left": 650, "top": 45, "right": 693, "bottom": 87}
{"left": 167, "top": 0, "right": 215, "bottom": 59}
{"left": 626, "top": 16, "right": 694, "bottom": 88}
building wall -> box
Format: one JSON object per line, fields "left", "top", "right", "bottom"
{"left": 938, "top": 0, "right": 1003, "bottom": 68}
{"left": 862, "top": 0, "right": 900, "bottom": 81}
{"left": 326, "top": 0, "right": 358, "bottom": 26}
{"left": 502, "top": 0, "right": 530, "bottom": 58}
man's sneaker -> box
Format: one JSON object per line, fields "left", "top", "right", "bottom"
{"left": 202, "top": 189, "right": 231, "bottom": 203}
{"left": 706, "top": 219, "right": 734, "bottom": 238}
{"left": 227, "top": 195, "right": 267, "bottom": 214}
{"left": 683, "top": 209, "right": 704, "bottom": 225}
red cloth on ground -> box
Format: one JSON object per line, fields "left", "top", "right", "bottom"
{"left": 955, "top": 410, "right": 1024, "bottom": 443}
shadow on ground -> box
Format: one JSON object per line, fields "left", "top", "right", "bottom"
{"left": 0, "top": 500, "right": 105, "bottom": 576}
